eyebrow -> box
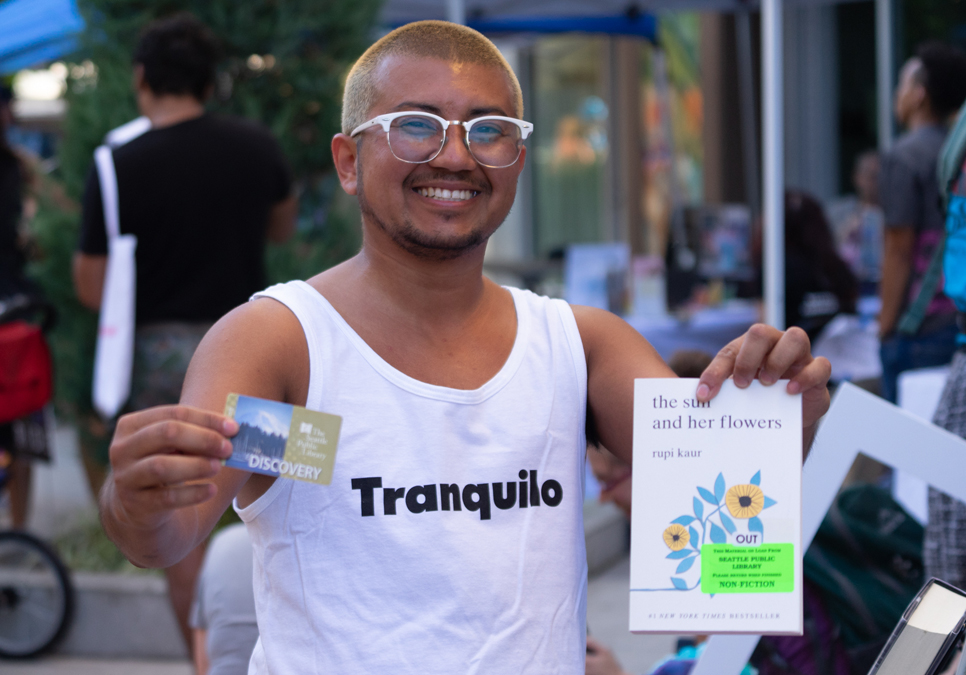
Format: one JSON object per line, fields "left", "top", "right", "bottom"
{"left": 390, "top": 101, "right": 512, "bottom": 118}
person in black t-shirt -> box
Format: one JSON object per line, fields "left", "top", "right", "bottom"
{"left": 73, "top": 14, "right": 295, "bottom": 654}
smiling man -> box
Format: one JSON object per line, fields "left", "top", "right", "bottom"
{"left": 100, "top": 21, "right": 831, "bottom": 673}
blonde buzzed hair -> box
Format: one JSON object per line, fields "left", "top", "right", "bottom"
{"left": 341, "top": 20, "right": 524, "bottom": 135}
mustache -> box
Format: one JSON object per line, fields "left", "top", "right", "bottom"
{"left": 403, "top": 170, "right": 490, "bottom": 194}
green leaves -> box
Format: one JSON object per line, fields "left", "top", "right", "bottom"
{"left": 714, "top": 472, "right": 725, "bottom": 502}
{"left": 697, "top": 486, "right": 717, "bottom": 504}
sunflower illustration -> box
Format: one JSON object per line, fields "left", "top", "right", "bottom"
{"left": 726, "top": 484, "right": 764, "bottom": 519}
{"left": 663, "top": 524, "right": 690, "bottom": 551}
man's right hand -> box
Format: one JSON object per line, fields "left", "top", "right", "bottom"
{"left": 101, "top": 406, "right": 238, "bottom": 563}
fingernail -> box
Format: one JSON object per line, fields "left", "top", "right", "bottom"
{"left": 210, "top": 459, "right": 222, "bottom": 472}
{"left": 221, "top": 439, "right": 233, "bottom": 456}
{"left": 222, "top": 419, "right": 238, "bottom": 434}
{"left": 696, "top": 383, "right": 710, "bottom": 399}
{"left": 787, "top": 380, "right": 802, "bottom": 394}
{"left": 734, "top": 376, "right": 750, "bottom": 387}
{"left": 760, "top": 373, "right": 775, "bottom": 385}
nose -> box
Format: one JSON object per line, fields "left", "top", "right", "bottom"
{"left": 429, "top": 124, "right": 478, "bottom": 172}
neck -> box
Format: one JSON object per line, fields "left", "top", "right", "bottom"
{"left": 906, "top": 108, "right": 943, "bottom": 131}
{"left": 357, "top": 229, "right": 491, "bottom": 322}
{"left": 139, "top": 94, "right": 205, "bottom": 128}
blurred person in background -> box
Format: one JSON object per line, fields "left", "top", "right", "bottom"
{"left": 190, "top": 524, "right": 257, "bottom": 675}
{"left": 878, "top": 42, "right": 966, "bottom": 403}
{"left": 0, "top": 83, "right": 38, "bottom": 529}
{"left": 72, "top": 14, "right": 296, "bottom": 652}
{"left": 784, "top": 191, "right": 859, "bottom": 342}
{"left": 831, "top": 151, "right": 883, "bottom": 292}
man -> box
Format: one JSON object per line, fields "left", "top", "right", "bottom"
{"left": 100, "top": 21, "right": 830, "bottom": 673}
{"left": 878, "top": 42, "right": 966, "bottom": 403}
{"left": 74, "top": 14, "right": 296, "bottom": 651}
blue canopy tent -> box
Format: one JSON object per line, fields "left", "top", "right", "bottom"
{"left": 0, "top": 0, "right": 83, "bottom": 76}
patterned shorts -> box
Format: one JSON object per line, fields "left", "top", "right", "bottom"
{"left": 925, "top": 349, "right": 966, "bottom": 588}
{"left": 128, "top": 322, "right": 213, "bottom": 411}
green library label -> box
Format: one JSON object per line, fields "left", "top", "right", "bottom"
{"left": 700, "top": 543, "right": 794, "bottom": 594}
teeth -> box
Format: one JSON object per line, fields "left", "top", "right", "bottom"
{"left": 416, "top": 187, "right": 477, "bottom": 201}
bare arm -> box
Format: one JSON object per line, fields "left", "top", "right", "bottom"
{"left": 878, "top": 226, "right": 916, "bottom": 337}
{"left": 266, "top": 193, "right": 298, "bottom": 244}
{"left": 99, "top": 298, "right": 309, "bottom": 568}
{"left": 576, "top": 306, "right": 674, "bottom": 465}
{"left": 72, "top": 252, "right": 107, "bottom": 310}
{"left": 193, "top": 629, "right": 209, "bottom": 675}
{"left": 576, "top": 308, "right": 831, "bottom": 465}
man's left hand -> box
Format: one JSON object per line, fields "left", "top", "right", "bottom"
{"left": 696, "top": 324, "right": 831, "bottom": 432}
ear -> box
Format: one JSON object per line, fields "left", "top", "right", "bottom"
{"left": 911, "top": 80, "right": 929, "bottom": 112}
{"left": 133, "top": 64, "right": 146, "bottom": 92}
{"left": 332, "top": 133, "right": 359, "bottom": 196}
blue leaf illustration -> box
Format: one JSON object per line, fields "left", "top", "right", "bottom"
{"left": 677, "top": 556, "right": 696, "bottom": 574}
{"left": 689, "top": 526, "right": 700, "bottom": 549}
{"left": 719, "top": 511, "right": 736, "bottom": 534}
{"left": 672, "top": 515, "right": 696, "bottom": 525}
{"left": 667, "top": 550, "right": 693, "bottom": 559}
{"left": 698, "top": 487, "right": 718, "bottom": 504}
{"left": 748, "top": 516, "right": 763, "bottom": 534}
{"left": 671, "top": 577, "right": 688, "bottom": 590}
{"left": 693, "top": 497, "right": 704, "bottom": 520}
{"left": 710, "top": 522, "right": 727, "bottom": 544}
{"left": 763, "top": 497, "right": 777, "bottom": 509}
{"left": 750, "top": 470, "right": 761, "bottom": 486}
{"left": 714, "top": 473, "right": 726, "bottom": 502}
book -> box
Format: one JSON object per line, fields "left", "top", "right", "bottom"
{"left": 629, "top": 378, "right": 803, "bottom": 634}
{"left": 869, "top": 579, "right": 966, "bottom": 675}
{"left": 223, "top": 393, "right": 342, "bottom": 485}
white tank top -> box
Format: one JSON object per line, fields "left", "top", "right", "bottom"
{"left": 237, "top": 280, "right": 588, "bottom": 674}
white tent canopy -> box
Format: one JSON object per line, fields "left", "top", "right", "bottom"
{"left": 383, "top": 0, "right": 895, "bottom": 330}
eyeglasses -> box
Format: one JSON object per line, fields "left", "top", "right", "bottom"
{"left": 350, "top": 111, "right": 533, "bottom": 169}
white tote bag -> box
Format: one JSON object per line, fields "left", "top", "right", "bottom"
{"left": 90, "top": 153, "right": 137, "bottom": 419}
{"left": 92, "top": 117, "right": 151, "bottom": 419}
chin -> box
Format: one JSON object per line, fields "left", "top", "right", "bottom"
{"left": 394, "top": 225, "right": 488, "bottom": 260}
{"left": 361, "top": 193, "right": 493, "bottom": 261}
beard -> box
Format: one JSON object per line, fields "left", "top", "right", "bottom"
{"left": 357, "top": 167, "right": 493, "bottom": 261}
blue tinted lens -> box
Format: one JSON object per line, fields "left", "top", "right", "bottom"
{"left": 393, "top": 116, "right": 442, "bottom": 139}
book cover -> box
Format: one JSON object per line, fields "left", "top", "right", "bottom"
{"left": 223, "top": 393, "right": 342, "bottom": 485}
{"left": 629, "top": 379, "right": 802, "bottom": 635}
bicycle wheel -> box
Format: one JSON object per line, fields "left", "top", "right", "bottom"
{"left": 0, "top": 530, "right": 73, "bottom": 658}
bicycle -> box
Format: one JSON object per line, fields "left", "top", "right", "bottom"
{"left": 0, "top": 292, "right": 74, "bottom": 658}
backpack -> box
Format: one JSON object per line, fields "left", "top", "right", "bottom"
{"left": 751, "top": 581, "right": 851, "bottom": 675}
{"left": 898, "top": 103, "right": 966, "bottom": 331}
{"left": 0, "top": 320, "right": 52, "bottom": 424}
{"left": 801, "top": 484, "right": 924, "bottom": 674}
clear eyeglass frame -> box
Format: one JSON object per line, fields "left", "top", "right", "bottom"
{"left": 350, "top": 111, "right": 534, "bottom": 168}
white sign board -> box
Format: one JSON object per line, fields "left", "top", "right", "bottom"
{"left": 691, "top": 382, "right": 966, "bottom": 675}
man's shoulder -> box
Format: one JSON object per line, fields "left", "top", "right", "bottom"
{"left": 185, "top": 292, "right": 309, "bottom": 406}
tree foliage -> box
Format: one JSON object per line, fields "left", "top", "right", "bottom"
{"left": 27, "top": 0, "right": 380, "bottom": 440}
